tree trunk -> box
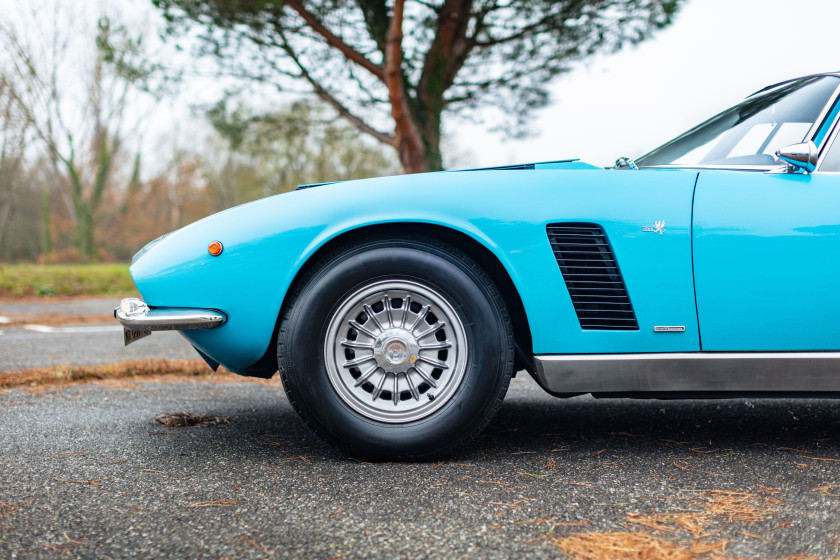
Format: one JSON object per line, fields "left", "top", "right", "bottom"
{"left": 0, "top": 198, "right": 13, "bottom": 251}
{"left": 417, "top": 107, "right": 443, "bottom": 172}
{"left": 392, "top": 99, "right": 444, "bottom": 172}
{"left": 62, "top": 136, "right": 113, "bottom": 261}
{"left": 385, "top": 0, "right": 430, "bottom": 174}
{"left": 75, "top": 204, "right": 97, "bottom": 260}
{"left": 41, "top": 187, "right": 53, "bottom": 256}
{"left": 393, "top": 126, "right": 443, "bottom": 173}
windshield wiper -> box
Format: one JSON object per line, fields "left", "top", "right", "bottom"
{"left": 614, "top": 156, "right": 639, "bottom": 170}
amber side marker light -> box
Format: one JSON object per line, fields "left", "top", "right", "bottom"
{"left": 208, "top": 241, "right": 224, "bottom": 257}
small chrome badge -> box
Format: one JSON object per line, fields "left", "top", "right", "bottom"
{"left": 654, "top": 326, "right": 685, "bottom": 333}
{"left": 643, "top": 220, "right": 666, "bottom": 235}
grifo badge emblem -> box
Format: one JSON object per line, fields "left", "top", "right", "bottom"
{"left": 643, "top": 220, "right": 666, "bottom": 235}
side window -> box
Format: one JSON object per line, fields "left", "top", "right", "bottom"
{"left": 820, "top": 132, "right": 840, "bottom": 172}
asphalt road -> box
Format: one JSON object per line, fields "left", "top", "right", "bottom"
{"left": 0, "top": 328, "right": 196, "bottom": 371}
{"left": 0, "top": 298, "right": 123, "bottom": 316}
{"left": 0, "top": 298, "right": 196, "bottom": 371}
{"left": 3, "top": 375, "right": 840, "bottom": 559}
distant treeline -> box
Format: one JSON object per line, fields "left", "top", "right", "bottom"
{"left": 0, "top": 5, "right": 397, "bottom": 264}
{"left": 1, "top": 98, "right": 397, "bottom": 263}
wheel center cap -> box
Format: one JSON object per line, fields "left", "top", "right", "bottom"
{"left": 374, "top": 328, "right": 420, "bottom": 373}
{"left": 384, "top": 341, "right": 407, "bottom": 365}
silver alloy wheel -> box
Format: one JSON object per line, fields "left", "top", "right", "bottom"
{"left": 324, "top": 280, "right": 468, "bottom": 423}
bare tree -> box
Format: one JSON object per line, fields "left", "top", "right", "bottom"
{"left": 0, "top": 4, "right": 160, "bottom": 259}
{"left": 0, "top": 78, "right": 31, "bottom": 249}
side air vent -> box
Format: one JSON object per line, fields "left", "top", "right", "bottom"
{"left": 546, "top": 223, "right": 639, "bottom": 330}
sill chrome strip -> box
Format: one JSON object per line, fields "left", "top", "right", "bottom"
{"left": 534, "top": 352, "right": 840, "bottom": 393}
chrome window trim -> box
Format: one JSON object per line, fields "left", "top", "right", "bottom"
{"left": 802, "top": 81, "right": 840, "bottom": 144}
{"left": 534, "top": 352, "right": 840, "bottom": 393}
{"left": 815, "top": 103, "right": 840, "bottom": 171}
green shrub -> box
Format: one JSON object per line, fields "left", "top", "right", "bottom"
{"left": 0, "top": 264, "right": 137, "bottom": 298}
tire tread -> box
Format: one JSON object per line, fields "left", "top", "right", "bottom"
{"left": 277, "top": 234, "right": 515, "bottom": 460}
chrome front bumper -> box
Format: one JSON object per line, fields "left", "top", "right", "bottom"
{"left": 114, "top": 298, "right": 226, "bottom": 344}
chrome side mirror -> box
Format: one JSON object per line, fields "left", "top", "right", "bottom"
{"left": 776, "top": 141, "right": 817, "bottom": 173}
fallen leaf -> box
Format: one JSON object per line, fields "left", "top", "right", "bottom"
{"left": 63, "top": 532, "right": 87, "bottom": 546}
{"left": 187, "top": 500, "right": 245, "bottom": 508}
{"left": 52, "top": 478, "right": 102, "bottom": 486}
{"left": 155, "top": 412, "right": 230, "bottom": 428}
{"left": 814, "top": 485, "right": 840, "bottom": 497}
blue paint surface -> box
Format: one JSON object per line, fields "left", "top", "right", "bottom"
{"left": 693, "top": 171, "right": 840, "bottom": 350}
{"left": 130, "top": 164, "right": 701, "bottom": 373}
{"left": 128, "top": 153, "right": 840, "bottom": 372}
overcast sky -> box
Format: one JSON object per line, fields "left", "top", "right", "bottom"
{"left": 5, "top": 0, "right": 837, "bottom": 173}
{"left": 454, "top": 0, "right": 840, "bottom": 168}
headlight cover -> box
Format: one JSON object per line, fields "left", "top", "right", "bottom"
{"left": 131, "top": 233, "right": 169, "bottom": 265}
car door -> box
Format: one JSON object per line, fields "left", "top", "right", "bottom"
{"left": 519, "top": 167, "right": 702, "bottom": 355}
{"left": 693, "top": 162, "right": 840, "bottom": 351}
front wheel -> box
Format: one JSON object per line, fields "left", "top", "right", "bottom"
{"left": 277, "top": 237, "right": 515, "bottom": 460}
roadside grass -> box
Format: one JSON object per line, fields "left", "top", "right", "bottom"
{"left": 0, "top": 264, "right": 137, "bottom": 299}
{"left": 0, "top": 360, "right": 211, "bottom": 388}
{"left": 0, "top": 359, "right": 283, "bottom": 390}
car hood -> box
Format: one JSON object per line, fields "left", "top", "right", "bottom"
{"left": 135, "top": 157, "right": 604, "bottom": 262}
{"left": 451, "top": 158, "right": 599, "bottom": 172}
{"left": 295, "top": 158, "right": 600, "bottom": 190}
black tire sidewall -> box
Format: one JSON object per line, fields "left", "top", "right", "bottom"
{"left": 280, "top": 239, "right": 512, "bottom": 459}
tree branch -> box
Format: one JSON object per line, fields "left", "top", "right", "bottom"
{"left": 471, "top": 9, "right": 564, "bottom": 48}
{"left": 311, "top": 80, "right": 395, "bottom": 146}
{"left": 284, "top": 0, "right": 385, "bottom": 82}
{"left": 356, "top": 0, "right": 389, "bottom": 56}
{"left": 279, "top": 36, "right": 394, "bottom": 146}
{"left": 417, "top": 0, "right": 474, "bottom": 109}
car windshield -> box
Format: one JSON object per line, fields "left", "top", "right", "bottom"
{"left": 636, "top": 76, "right": 840, "bottom": 168}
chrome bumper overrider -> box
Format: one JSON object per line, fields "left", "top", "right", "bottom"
{"left": 114, "top": 298, "right": 227, "bottom": 332}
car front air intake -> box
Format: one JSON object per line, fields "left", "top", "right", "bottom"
{"left": 546, "top": 223, "right": 639, "bottom": 331}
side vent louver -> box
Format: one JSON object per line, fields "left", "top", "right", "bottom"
{"left": 546, "top": 223, "right": 639, "bottom": 331}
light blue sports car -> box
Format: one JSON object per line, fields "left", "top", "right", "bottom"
{"left": 116, "top": 73, "right": 840, "bottom": 459}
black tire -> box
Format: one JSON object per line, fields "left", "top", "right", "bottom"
{"left": 277, "top": 236, "right": 515, "bottom": 460}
